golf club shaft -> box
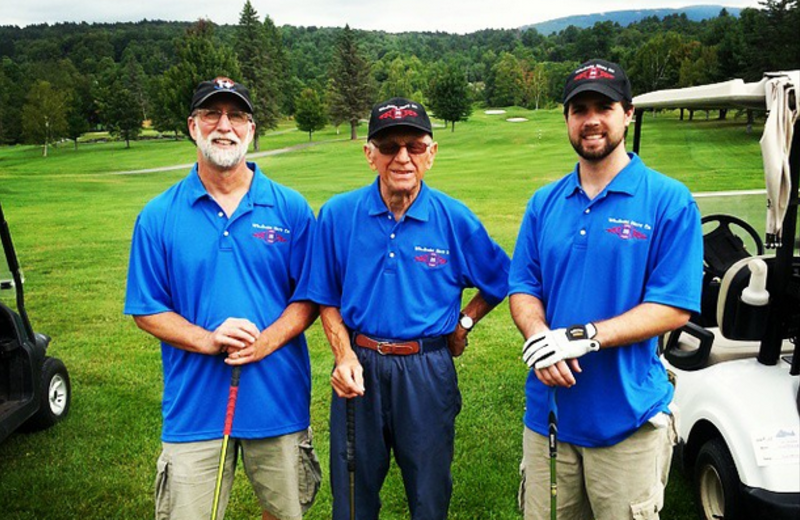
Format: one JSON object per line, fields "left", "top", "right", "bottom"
{"left": 211, "top": 366, "right": 242, "bottom": 520}
{"left": 346, "top": 397, "right": 356, "bottom": 520}
{"left": 548, "top": 388, "right": 558, "bottom": 520}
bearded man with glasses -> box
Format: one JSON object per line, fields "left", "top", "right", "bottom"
{"left": 307, "top": 97, "right": 510, "bottom": 520}
{"left": 125, "top": 77, "right": 321, "bottom": 520}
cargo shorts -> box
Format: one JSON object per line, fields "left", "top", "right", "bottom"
{"left": 155, "top": 428, "right": 321, "bottom": 520}
{"left": 518, "top": 412, "right": 677, "bottom": 520}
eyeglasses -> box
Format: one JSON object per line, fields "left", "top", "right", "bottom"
{"left": 193, "top": 108, "right": 252, "bottom": 127}
{"left": 371, "top": 140, "right": 432, "bottom": 156}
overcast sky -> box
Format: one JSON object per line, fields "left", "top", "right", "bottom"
{"left": 1, "top": 1, "right": 761, "bottom": 34}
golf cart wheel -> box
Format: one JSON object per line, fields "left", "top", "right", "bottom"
{"left": 694, "top": 438, "right": 743, "bottom": 520}
{"left": 26, "top": 356, "right": 71, "bottom": 431}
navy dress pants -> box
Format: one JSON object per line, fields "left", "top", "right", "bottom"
{"left": 330, "top": 343, "right": 462, "bottom": 520}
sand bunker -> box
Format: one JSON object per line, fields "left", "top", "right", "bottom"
{"left": 506, "top": 117, "right": 528, "bottom": 122}
{"left": 484, "top": 109, "right": 506, "bottom": 115}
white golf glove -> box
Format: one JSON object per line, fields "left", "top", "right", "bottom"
{"left": 522, "top": 323, "right": 600, "bottom": 370}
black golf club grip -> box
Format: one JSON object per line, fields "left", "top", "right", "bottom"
{"left": 346, "top": 398, "right": 356, "bottom": 472}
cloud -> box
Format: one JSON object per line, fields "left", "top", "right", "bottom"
{"left": 0, "top": 0, "right": 763, "bottom": 33}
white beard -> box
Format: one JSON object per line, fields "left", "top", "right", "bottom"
{"left": 196, "top": 126, "right": 251, "bottom": 169}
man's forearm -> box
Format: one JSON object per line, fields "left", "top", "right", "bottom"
{"left": 509, "top": 293, "right": 549, "bottom": 339}
{"left": 133, "top": 312, "right": 215, "bottom": 354}
{"left": 257, "top": 300, "right": 319, "bottom": 355}
{"left": 320, "top": 305, "right": 355, "bottom": 363}
{"left": 593, "top": 302, "right": 690, "bottom": 349}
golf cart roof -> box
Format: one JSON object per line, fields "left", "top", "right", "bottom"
{"left": 633, "top": 71, "right": 800, "bottom": 110}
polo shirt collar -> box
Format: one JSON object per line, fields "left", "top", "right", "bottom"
{"left": 567, "top": 152, "right": 643, "bottom": 199}
{"left": 367, "top": 177, "right": 431, "bottom": 222}
{"left": 186, "top": 162, "right": 275, "bottom": 207}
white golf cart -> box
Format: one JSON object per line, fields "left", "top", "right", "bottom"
{"left": 632, "top": 72, "right": 800, "bottom": 520}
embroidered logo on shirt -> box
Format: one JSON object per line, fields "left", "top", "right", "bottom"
{"left": 252, "top": 223, "right": 290, "bottom": 244}
{"left": 413, "top": 246, "right": 450, "bottom": 269}
{"left": 605, "top": 218, "right": 650, "bottom": 240}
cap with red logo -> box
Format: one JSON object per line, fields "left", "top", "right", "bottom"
{"left": 563, "top": 59, "right": 632, "bottom": 106}
{"left": 368, "top": 97, "right": 433, "bottom": 140}
{"left": 190, "top": 77, "right": 254, "bottom": 115}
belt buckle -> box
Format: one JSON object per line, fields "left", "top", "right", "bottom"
{"left": 376, "top": 341, "right": 391, "bottom": 355}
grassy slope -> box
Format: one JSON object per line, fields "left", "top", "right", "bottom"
{"left": 0, "top": 108, "right": 763, "bottom": 519}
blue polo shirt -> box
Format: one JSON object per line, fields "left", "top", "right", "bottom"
{"left": 509, "top": 153, "right": 702, "bottom": 447}
{"left": 124, "top": 162, "right": 315, "bottom": 442}
{"left": 307, "top": 178, "right": 510, "bottom": 339}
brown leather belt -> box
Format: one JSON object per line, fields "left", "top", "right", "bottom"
{"left": 354, "top": 334, "right": 420, "bottom": 355}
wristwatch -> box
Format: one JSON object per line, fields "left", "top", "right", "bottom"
{"left": 458, "top": 313, "right": 475, "bottom": 332}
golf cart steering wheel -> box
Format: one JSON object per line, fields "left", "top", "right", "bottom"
{"left": 701, "top": 214, "right": 764, "bottom": 279}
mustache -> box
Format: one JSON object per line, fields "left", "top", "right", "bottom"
{"left": 205, "top": 131, "right": 242, "bottom": 145}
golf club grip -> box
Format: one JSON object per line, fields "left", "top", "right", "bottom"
{"left": 223, "top": 367, "right": 242, "bottom": 436}
{"left": 346, "top": 398, "right": 356, "bottom": 472}
{"left": 548, "top": 411, "right": 558, "bottom": 457}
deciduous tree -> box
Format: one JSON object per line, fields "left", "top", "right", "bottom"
{"left": 22, "top": 80, "right": 70, "bottom": 157}
{"left": 294, "top": 88, "right": 327, "bottom": 141}
{"left": 426, "top": 62, "right": 471, "bottom": 132}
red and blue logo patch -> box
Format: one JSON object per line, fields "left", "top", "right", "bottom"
{"left": 252, "top": 223, "right": 290, "bottom": 245}
{"left": 413, "top": 246, "right": 450, "bottom": 269}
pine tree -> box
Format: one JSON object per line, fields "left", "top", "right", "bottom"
{"left": 152, "top": 20, "right": 240, "bottom": 138}
{"left": 236, "top": 1, "right": 280, "bottom": 151}
{"left": 327, "top": 25, "right": 374, "bottom": 140}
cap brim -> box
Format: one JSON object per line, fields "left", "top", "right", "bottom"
{"left": 368, "top": 122, "right": 433, "bottom": 141}
{"left": 193, "top": 91, "right": 254, "bottom": 113}
{"left": 564, "top": 83, "right": 625, "bottom": 105}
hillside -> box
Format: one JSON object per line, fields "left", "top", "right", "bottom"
{"left": 525, "top": 5, "right": 743, "bottom": 34}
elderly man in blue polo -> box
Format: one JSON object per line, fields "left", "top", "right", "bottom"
{"left": 307, "top": 97, "right": 510, "bottom": 520}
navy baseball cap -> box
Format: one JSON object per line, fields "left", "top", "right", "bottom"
{"left": 368, "top": 97, "right": 433, "bottom": 140}
{"left": 190, "top": 77, "right": 254, "bottom": 114}
{"left": 563, "top": 59, "right": 632, "bottom": 105}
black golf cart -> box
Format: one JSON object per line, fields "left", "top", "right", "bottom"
{"left": 632, "top": 72, "right": 799, "bottom": 520}
{"left": 0, "top": 201, "right": 71, "bottom": 443}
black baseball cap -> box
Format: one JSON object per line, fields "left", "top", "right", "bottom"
{"left": 190, "top": 77, "right": 254, "bottom": 114}
{"left": 368, "top": 97, "right": 433, "bottom": 141}
{"left": 563, "top": 59, "right": 632, "bottom": 105}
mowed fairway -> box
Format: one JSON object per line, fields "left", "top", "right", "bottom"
{"left": 0, "top": 108, "right": 764, "bottom": 519}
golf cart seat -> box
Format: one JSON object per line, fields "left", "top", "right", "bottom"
{"left": 664, "top": 254, "right": 795, "bottom": 370}
{"left": 695, "top": 215, "right": 765, "bottom": 328}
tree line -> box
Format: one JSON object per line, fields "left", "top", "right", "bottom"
{"left": 1, "top": 0, "right": 797, "bottom": 154}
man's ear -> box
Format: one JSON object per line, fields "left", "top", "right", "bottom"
{"left": 364, "top": 143, "right": 377, "bottom": 171}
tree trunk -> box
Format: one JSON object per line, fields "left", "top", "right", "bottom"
{"left": 74, "top": 139, "right": 79, "bottom": 150}
{"left": 126, "top": 138, "right": 131, "bottom": 149}
{"left": 42, "top": 142, "right": 48, "bottom": 157}
{"left": 309, "top": 131, "right": 313, "bottom": 141}
{"left": 350, "top": 120, "right": 358, "bottom": 140}
{"left": 451, "top": 121, "right": 455, "bottom": 132}
{"left": 253, "top": 133, "right": 261, "bottom": 152}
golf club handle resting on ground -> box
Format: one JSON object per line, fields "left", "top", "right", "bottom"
{"left": 211, "top": 366, "right": 242, "bottom": 520}
{"left": 346, "top": 397, "right": 356, "bottom": 520}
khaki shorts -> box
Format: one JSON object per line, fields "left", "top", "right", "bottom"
{"left": 519, "top": 414, "right": 677, "bottom": 520}
{"left": 155, "top": 428, "right": 321, "bottom": 520}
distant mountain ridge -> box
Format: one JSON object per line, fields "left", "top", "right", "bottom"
{"left": 524, "top": 5, "right": 743, "bottom": 34}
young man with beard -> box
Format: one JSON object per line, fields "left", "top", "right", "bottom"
{"left": 307, "top": 97, "right": 510, "bottom": 520}
{"left": 509, "top": 60, "right": 703, "bottom": 520}
{"left": 125, "top": 77, "right": 320, "bottom": 520}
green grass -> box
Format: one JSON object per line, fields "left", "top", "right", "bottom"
{"left": 0, "top": 108, "right": 765, "bottom": 519}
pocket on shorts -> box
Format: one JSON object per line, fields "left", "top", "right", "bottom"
{"left": 517, "top": 460, "right": 526, "bottom": 513}
{"left": 631, "top": 491, "right": 660, "bottom": 520}
{"left": 298, "top": 428, "right": 322, "bottom": 511}
{"left": 154, "top": 454, "right": 171, "bottom": 520}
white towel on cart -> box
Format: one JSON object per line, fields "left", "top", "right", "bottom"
{"left": 760, "top": 73, "right": 798, "bottom": 247}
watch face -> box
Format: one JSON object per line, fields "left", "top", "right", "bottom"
{"left": 460, "top": 315, "right": 474, "bottom": 330}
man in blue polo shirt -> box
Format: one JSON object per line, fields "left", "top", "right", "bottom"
{"left": 125, "top": 77, "right": 320, "bottom": 520}
{"left": 307, "top": 97, "right": 510, "bottom": 520}
{"left": 509, "top": 60, "right": 702, "bottom": 520}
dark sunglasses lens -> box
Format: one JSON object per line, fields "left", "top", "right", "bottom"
{"left": 377, "top": 142, "right": 401, "bottom": 155}
{"left": 406, "top": 142, "right": 429, "bottom": 154}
